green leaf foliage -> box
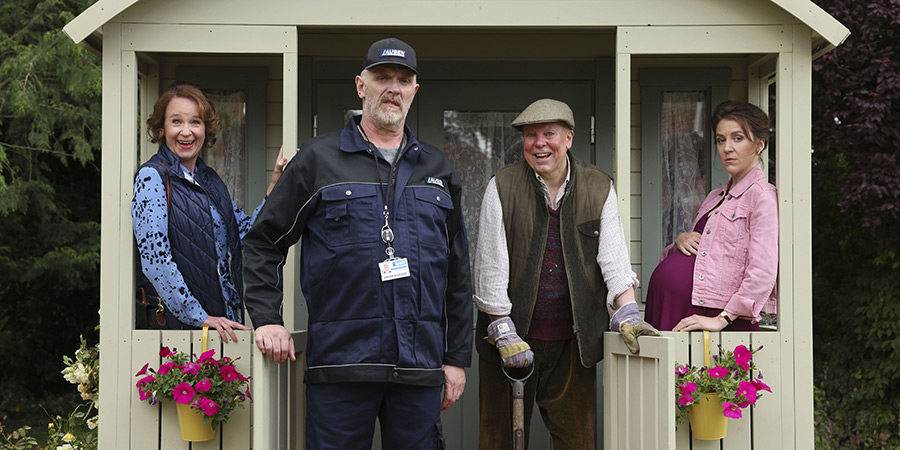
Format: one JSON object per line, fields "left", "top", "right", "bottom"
{"left": 0, "top": 0, "right": 100, "bottom": 441}
{"left": 812, "top": 1, "right": 900, "bottom": 447}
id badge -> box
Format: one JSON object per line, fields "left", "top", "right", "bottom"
{"left": 379, "top": 257, "right": 410, "bottom": 282}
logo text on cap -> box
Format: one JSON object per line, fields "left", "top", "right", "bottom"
{"left": 380, "top": 49, "right": 406, "bottom": 58}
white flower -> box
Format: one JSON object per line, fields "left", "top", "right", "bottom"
{"left": 63, "top": 371, "right": 77, "bottom": 384}
{"left": 87, "top": 416, "right": 98, "bottom": 430}
{"left": 62, "top": 433, "right": 76, "bottom": 443}
{"left": 74, "top": 366, "right": 90, "bottom": 384}
{"left": 57, "top": 445, "right": 74, "bottom": 450}
{"left": 81, "top": 391, "right": 93, "bottom": 401}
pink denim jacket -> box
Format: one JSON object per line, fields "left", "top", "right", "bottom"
{"left": 661, "top": 165, "right": 778, "bottom": 322}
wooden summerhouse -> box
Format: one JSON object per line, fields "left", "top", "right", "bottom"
{"left": 63, "top": 0, "right": 847, "bottom": 448}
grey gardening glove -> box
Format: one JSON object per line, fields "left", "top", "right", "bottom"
{"left": 486, "top": 317, "right": 534, "bottom": 368}
{"left": 610, "top": 302, "right": 661, "bottom": 354}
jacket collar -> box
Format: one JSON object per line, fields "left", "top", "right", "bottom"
{"left": 726, "top": 164, "right": 766, "bottom": 198}
{"left": 339, "top": 115, "right": 423, "bottom": 155}
{"left": 156, "top": 143, "right": 211, "bottom": 182}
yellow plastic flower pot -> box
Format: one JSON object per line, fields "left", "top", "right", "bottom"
{"left": 689, "top": 393, "right": 728, "bottom": 440}
{"left": 175, "top": 403, "right": 215, "bottom": 442}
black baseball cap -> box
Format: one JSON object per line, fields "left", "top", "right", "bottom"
{"left": 361, "top": 38, "right": 418, "bottom": 74}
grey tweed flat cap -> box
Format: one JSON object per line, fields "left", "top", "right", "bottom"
{"left": 511, "top": 98, "right": 575, "bottom": 130}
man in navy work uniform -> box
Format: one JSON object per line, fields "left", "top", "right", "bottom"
{"left": 242, "top": 38, "right": 473, "bottom": 449}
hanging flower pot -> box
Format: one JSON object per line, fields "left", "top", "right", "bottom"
{"left": 688, "top": 392, "right": 728, "bottom": 440}
{"left": 134, "top": 328, "right": 252, "bottom": 441}
{"left": 675, "top": 332, "right": 773, "bottom": 440}
{"left": 176, "top": 403, "right": 215, "bottom": 442}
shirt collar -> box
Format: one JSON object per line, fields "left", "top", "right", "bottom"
{"left": 339, "top": 115, "right": 422, "bottom": 155}
{"left": 533, "top": 154, "right": 572, "bottom": 208}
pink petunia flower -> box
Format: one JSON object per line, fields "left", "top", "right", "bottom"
{"left": 722, "top": 402, "right": 743, "bottom": 419}
{"left": 245, "top": 386, "right": 253, "bottom": 402}
{"left": 182, "top": 362, "right": 201, "bottom": 376}
{"left": 679, "top": 382, "right": 697, "bottom": 397}
{"left": 157, "top": 362, "right": 176, "bottom": 375}
{"left": 736, "top": 381, "right": 758, "bottom": 406}
{"left": 195, "top": 378, "right": 212, "bottom": 393}
{"left": 752, "top": 379, "right": 773, "bottom": 393}
{"left": 734, "top": 345, "right": 752, "bottom": 371}
{"left": 135, "top": 363, "right": 149, "bottom": 377}
{"left": 160, "top": 346, "right": 173, "bottom": 357}
{"left": 675, "top": 364, "right": 690, "bottom": 375}
{"left": 172, "top": 382, "right": 196, "bottom": 405}
{"left": 677, "top": 395, "right": 695, "bottom": 406}
{"left": 136, "top": 375, "right": 156, "bottom": 388}
{"left": 708, "top": 366, "right": 729, "bottom": 378}
{"left": 198, "top": 349, "right": 217, "bottom": 365}
{"left": 200, "top": 397, "right": 220, "bottom": 416}
{"left": 221, "top": 365, "right": 239, "bottom": 381}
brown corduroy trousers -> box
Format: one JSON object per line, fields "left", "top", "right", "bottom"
{"left": 478, "top": 338, "right": 596, "bottom": 450}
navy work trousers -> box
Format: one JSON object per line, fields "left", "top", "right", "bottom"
{"left": 306, "top": 381, "right": 445, "bottom": 449}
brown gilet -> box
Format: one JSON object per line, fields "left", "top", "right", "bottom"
{"left": 475, "top": 157, "right": 612, "bottom": 367}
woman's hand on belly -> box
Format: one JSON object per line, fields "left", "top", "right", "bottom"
{"left": 675, "top": 231, "right": 702, "bottom": 256}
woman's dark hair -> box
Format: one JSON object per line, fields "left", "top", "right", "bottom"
{"left": 711, "top": 100, "right": 770, "bottom": 151}
{"left": 146, "top": 82, "right": 220, "bottom": 148}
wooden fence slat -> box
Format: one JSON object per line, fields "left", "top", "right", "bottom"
{"left": 161, "top": 331, "right": 192, "bottom": 450}
{"left": 222, "top": 331, "right": 253, "bottom": 450}
{"left": 251, "top": 335, "right": 282, "bottom": 450}
{"left": 664, "top": 331, "right": 692, "bottom": 449}
{"left": 192, "top": 330, "right": 222, "bottom": 450}
{"left": 721, "top": 333, "right": 752, "bottom": 450}
{"left": 289, "top": 332, "right": 308, "bottom": 450}
{"left": 131, "top": 330, "right": 162, "bottom": 450}
{"left": 689, "top": 331, "right": 720, "bottom": 450}
{"left": 751, "top": 332, "right": 782, "bottom": 449}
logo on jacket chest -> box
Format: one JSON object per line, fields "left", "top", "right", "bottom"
{"left": 426, "top": 177, "right": 445, "bottom": 189}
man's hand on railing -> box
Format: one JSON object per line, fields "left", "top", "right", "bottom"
{"left": 610, "top": 302, "right": 661, "bottom": 354}
{"left": 254, "top": 324, "right": 296, "bottom": 363}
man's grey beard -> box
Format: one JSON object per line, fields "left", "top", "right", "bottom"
{"left": 365, "top": 99, "right": 406, "bottom": 131}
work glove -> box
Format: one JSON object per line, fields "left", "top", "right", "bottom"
{"left": 486, "top": 317, "right": 534, "bottom": 368}
{"left": 610, "top": 302, "right": 661, "bottom": 354}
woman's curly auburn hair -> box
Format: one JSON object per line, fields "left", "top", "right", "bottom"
{"left": 147, "top": 82, "right": 220, "bottom": 149}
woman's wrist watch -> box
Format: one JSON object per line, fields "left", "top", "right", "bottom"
{"left": 718, "top": 310, "right": 734, "bottom": 325}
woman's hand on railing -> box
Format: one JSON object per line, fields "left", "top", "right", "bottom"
{"left": 202, "top": 315, "right": 252, "bottom": 342}
{"left": 672, "top": 314, "right": 727, "bottom": 332}
{"left": 254, "top": 324, "right": 297, "bottom": 364}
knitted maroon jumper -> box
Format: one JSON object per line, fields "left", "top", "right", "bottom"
{"left": 526, "top": 206, "right": 575, "bottom": 341}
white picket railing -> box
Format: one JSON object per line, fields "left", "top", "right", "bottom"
{"left": 604, "top": 331, "right": 783, "bottom": 450}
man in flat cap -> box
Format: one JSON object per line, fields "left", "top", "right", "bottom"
{"left": 243, "top": 37, "right": 472, "bottom": 449}
{"left": 473, "top": 98, "right": 659, "bottom": 448}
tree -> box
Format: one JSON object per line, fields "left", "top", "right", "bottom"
{"left": 0, "top": 0, "right": 101, "bottom": 437}
{"left": 811, "top": 0, "right": 900, "bottom": 447}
